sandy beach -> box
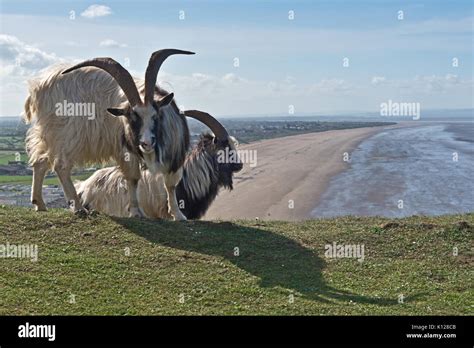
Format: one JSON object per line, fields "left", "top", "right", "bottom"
{"left": 205, "top": 124, "right": 404, "bottom": 221}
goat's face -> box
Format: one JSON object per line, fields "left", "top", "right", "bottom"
{"left": 62, "top": 49, "right": 193, "bottom": 164}
{"left": 201, "top": 133, "right": 243, "bottom": 189}
{"left": 107, "top": 93, "right": 174, "bottom": 155}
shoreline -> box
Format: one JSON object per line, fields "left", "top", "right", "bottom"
{"left": 311, "top": 121, "right": 474, "bottom": 218}
{"left": 205, "top": 122, "right": 418, "bottom": 221}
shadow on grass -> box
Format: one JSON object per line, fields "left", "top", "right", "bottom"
{"left": 113, "top": 218, "right": 422, "bottom": 306}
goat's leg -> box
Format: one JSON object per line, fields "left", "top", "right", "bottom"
{"left": 164, "top": 170, "right": 187, "bottom": 221}
{"left": 118, "top": 156, "right": 144, "bottom": 218}
{"left": 31, "top": 159, "right": 49, "bottom": 211}
{"left": 166, "top": 184, "right": 186, "bottom": 221}
{"left": 53, "top": 160, "right": 85, "bottom": 213}
{"left": 127, "top": 178, "right": 144, "bottom": 218}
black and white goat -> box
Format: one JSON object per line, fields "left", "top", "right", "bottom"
{"left": 23, "top": 49, "right": 192, "bottom": 219}
{"left": 75, "top": 111, "right": 243, "bottom": 219}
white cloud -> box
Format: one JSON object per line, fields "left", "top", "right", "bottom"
{"left": 310, "top": 79, "right": 352, "bottom": 93}
{"left": 147, "top": 71, "right": 472, "bottom": 115}
{"left": 0, "top": 34, "right": 62, "bottom": 77}
{"left": 81, "top": 5, "right": 112, "bottom": 19}
{"left": 99, "top": 39, "right": 127, "bottom": 48}
{"left": 412, "top": 74, "right": 464, "bottom": 93}
{"left": 222, "top": 73, "right": 244, "bottom": 84}
{"left": 0, "top": 34, "right": 67, "bottom": 116}
{"left": 369, "top": 75, "right": 468, "bottom": 94}
{"left": 371, "top": 76, "right": 386, "bottom": 85}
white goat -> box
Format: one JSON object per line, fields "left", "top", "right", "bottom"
{"left": 23, "top": 49, "right": 193, "bottom": 219}
{"left": 75, "top": 111, "right": 243, "bottom": 219}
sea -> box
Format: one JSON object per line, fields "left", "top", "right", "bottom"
{"left": 311, "top": 122, "right": 474, "bottom": 218}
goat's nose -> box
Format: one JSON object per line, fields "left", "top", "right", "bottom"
{"left": 140, "top": 138, "right": 155, "bottom": 150}
{"left": 234, "top": 162, "right": 243, "bottom": 172}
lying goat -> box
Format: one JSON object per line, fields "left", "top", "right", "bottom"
{"left": 75, "top": 111, "right": 242, "bottom": 219}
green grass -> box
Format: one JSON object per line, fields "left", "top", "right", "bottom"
{"left": 0, "top": 136, "right": 24, "bottom": 152}
{"left": 0, "top": 151, "right": 27, "bottom": 165}
{"left": 0, "top": 174, "right": 91, "bottom": 185}
{"left": 0, "top": 206, "right": 472, "bottom": 315}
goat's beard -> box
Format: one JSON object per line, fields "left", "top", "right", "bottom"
{"left": 218, "top": 168, "right": 234, "bottom": 191}
{"left": 141, "top": 151, "right": 160, "bottom": 174}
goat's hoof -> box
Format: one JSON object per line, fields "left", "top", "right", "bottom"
{"left": 32, "top": 200, "right": 47, "bottom": 211}
{"left": 173, "top": 212, "right": 187, "bottom": 221}
{"left": 73, "top": 208, "right": 89, "bottom": 217}
{"left": 88, "top": 209, "right": 99, "bottom": 217}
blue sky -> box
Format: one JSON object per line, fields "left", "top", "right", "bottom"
{"left": 0, "top": 0, "right": 473, "bottom": 116}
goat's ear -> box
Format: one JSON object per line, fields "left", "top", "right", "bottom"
{"left": 107, "top": 107, "right": 128, "bottom": 117}
{"left": 157, "top": 93, "right": 174, "bottom": 107}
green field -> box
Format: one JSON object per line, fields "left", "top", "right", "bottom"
{"left": 0, "top": 136, "right": 24, "bottom": 152}
{"left": 0, "top": 206, "right": 472, "bottom": 315}
{"left": 0, "top": 174, "right": 91, "bottom": 185}
{"left": 0, "top": 151, "right": 27, "bottom": 165}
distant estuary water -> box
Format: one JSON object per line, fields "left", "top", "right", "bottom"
{"left": 312, "top": 123, "right": 474, "bottom": 218}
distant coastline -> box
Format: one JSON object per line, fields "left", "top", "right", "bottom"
{"left": 205, "top": 123, "right": 403, "bottom": 220}
{"left": 205, "top": 121, "right": 473, "bottom": 220}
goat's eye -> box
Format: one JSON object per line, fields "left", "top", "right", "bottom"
{"left": 130, "top": 111, "right": 138, "bottom": 121}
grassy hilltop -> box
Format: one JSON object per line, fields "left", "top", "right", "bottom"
{"left": 0, "top": 206, "right": 472, "bottom": 315}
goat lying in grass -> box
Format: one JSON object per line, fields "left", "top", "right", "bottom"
{"left": 75, "top": 111, "right": 243, "bottom": 219}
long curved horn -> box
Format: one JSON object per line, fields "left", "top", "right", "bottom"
{"left": 62, "top": 58, "right": 142, "bottom": 107}
{"left": 144, "top": 49, "right": 195, "bottom": 105}
{"left": 184, "top": 110, "right": 229, "bottom": 140}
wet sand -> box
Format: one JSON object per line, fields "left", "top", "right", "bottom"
{"left": 311, "top": 122, "right": 474, "bottom": 218}
{"left": 204, "top": 123, "right": 411, "bottom": 220}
